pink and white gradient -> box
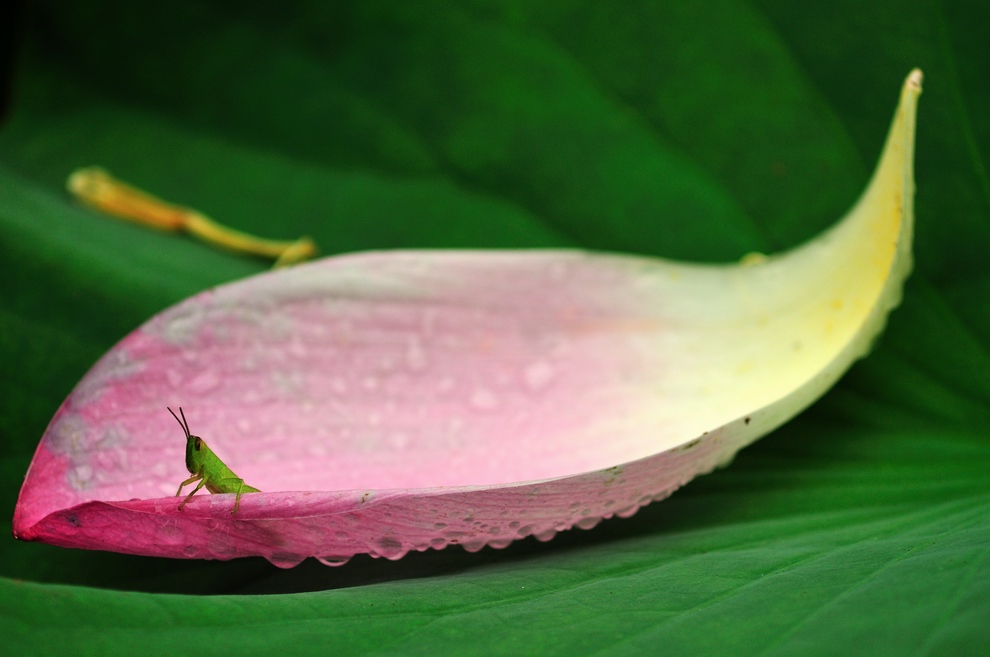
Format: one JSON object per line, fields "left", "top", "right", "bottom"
{"left": 12, "top": 71, "right": 921, "bottom": 567}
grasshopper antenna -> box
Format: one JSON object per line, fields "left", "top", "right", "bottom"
{"left": 167, "top": 406, "right": 191, "bottom": 440}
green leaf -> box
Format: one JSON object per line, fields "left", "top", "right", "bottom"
{"left": 1, "top": 1, "right": 988, "bottom": 655}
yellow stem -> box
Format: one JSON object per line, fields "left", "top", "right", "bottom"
{"left": 66, "top": 167, "right": 318, "bottom": 267}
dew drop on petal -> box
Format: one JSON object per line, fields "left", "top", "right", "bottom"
{"left": 288, "top": 339, "right": 307, "bottom": 358}
{"left": 469, "top": 388, "right": 499, "bottom": 411}
{"left": 461, "top": 539, "right": 487, "bottom": 553}
{"left": 269, "top": 552, "right": 306, "bottom": 569}
{"left": 576, "top": 516, "right": 602, "bottom": 530}
{"left": 534, "top": 528, "right": 557, "bottom": 542}
{"left": 375, "top": 537, "right": 405, "bottom": 559}
{"left": 188, "top": 369, "right": 220, "bottom": 394}
{"left": 523, "top": 359, "right": 555, "bottom": 391}
{"left": 68, "top": 465, "right": 93, "bottom": 491}
{"left": 166, "top": 369, "right": 183, "bottom": 388}
{"left": 315, "top": 556, "right": 352, "bottom": 567}
{"left": 405, "top": 336, "right": 428, "bottom": 371}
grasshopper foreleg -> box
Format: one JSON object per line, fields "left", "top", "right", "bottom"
{"left": 176, "top": 475, "right": 207, "bottom": 510}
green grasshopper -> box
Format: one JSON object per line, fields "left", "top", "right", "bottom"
{"left": 168, "top": 407, "right": 260, "bottom": 514}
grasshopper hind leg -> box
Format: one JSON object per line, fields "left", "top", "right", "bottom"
{"left": 213, "top": 477, "right": 261, "bottom": 514}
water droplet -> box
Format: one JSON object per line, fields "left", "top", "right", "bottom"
{"left": 149, "top": 458, "right": 167, "bottom": 477}
{"left": 155, "top": 520, "right": 183, "bottom": 544}
{"left": 316, "top": 556, "right": 352, "bottom": 567}
{"left": 576, "top": 516, "right": 602, "bottom": 530}
{"left": 445, "top": 531, "right": 467, "bottom": 544}
{"left": 405, "top": 337, "right": 428, "bottom": 371}
{"left": 240, "top": 388, "right": 262, "bottom": 404}
{"left": 183, "top": 369, "right": 220, "bottom": 394}
{"left": 166, "top": 369, "right": 183, "bottom": 388}
{"left": 461, "top": 539, "right": 487, "bottom": 553}
{"left": 534, "top": 528, "right": 557, "bottom": 542}
{"left": 288, "top": 339, "right": 307, "bottom": 358}
{"left": 469, "top": 388, "right": 499, "bottom": 411}
{"left": 268, "top": 552, "right": 306, "bottom": 569}
{"left": 488, "top": 538, "right": 513, "bottom": 550}
{"left": 214, "top": 543, "right": 237, "bottom": 559}
{"left": 523, "top": 360, "right": 555, "bottom": 391}
{"left": 160, "top": 312, "right": 200, "bottom": 344}
{"left": 271, "top": 370, "right": 305, "bottom": 395}
{"left": 375, "top": 537, "right": 405, "bottom": 559}
{"left": 68, "top": 465, "right": 93, "bottom": 490}
{"left": 547, "top": 261, "right": 570, "bottom": 281}
{"left": 652, "top": 490, "right": 673, "bottom": 502}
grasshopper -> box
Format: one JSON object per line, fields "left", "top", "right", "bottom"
{"left": 168, "top": 407, "right": 260, "bottom": 514}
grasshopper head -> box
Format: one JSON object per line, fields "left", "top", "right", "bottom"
{"left": 168, "top": 407, "right": 208, "bottom": 474}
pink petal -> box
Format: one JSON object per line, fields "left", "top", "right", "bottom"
{"left": 13, "top": 70, "right": 922, "bottom": 567}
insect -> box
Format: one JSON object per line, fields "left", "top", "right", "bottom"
{"left": 168, "top": 407, "right": 260, "bottom": 514}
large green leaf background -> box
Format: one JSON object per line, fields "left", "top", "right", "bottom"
{"left": 2, "top": 1, "right": 988, "bottom": 654}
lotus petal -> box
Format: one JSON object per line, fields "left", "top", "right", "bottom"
{"left": 13, "top": 70, "right": 922, "bottom": 567}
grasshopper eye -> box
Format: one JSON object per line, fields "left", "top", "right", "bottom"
{"left": 194, "top": 437, "right": 202, "bottom": 451}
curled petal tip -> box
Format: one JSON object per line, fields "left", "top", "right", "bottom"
{"left": 907, "top": 68, "right": 923, "bottom": 90}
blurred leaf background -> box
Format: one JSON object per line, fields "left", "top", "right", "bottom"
{"left": 1, "top": 1, "right": 989, "bottom": 655}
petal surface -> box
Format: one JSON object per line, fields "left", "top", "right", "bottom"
{"left": 13, "top": 71, "right": 922, "bottom": 566}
